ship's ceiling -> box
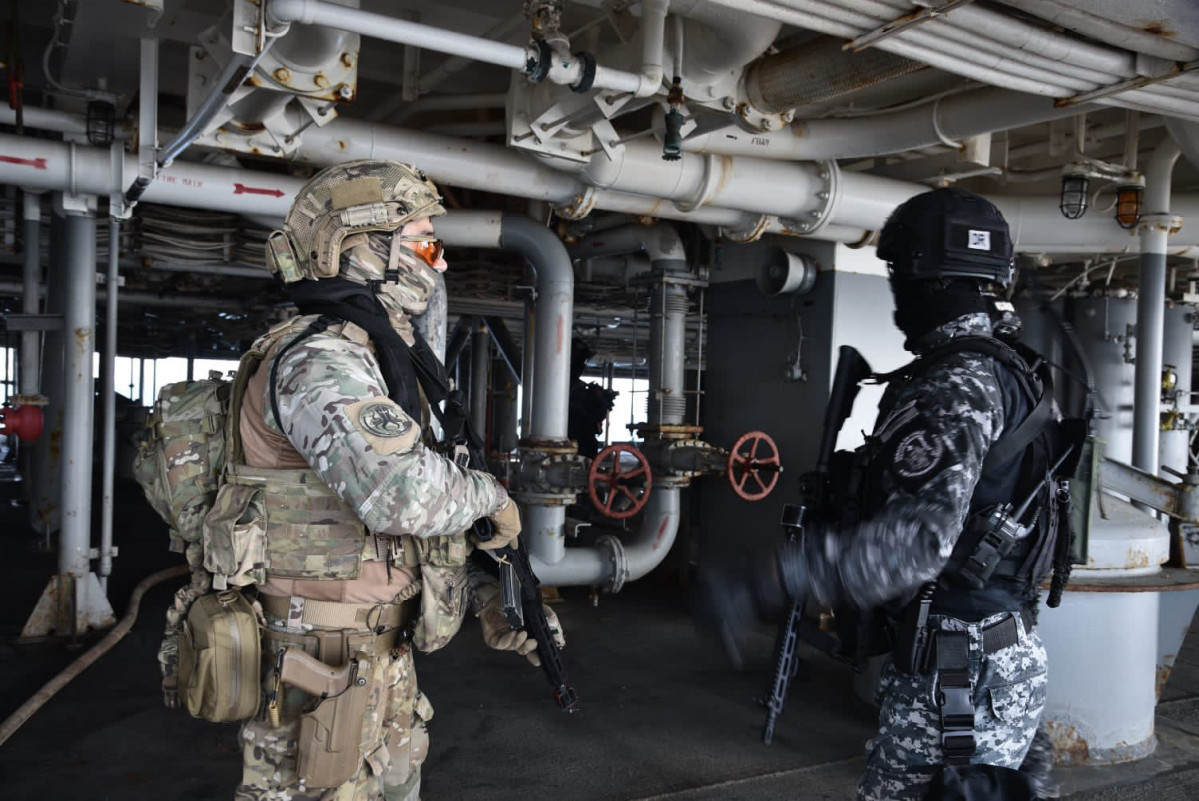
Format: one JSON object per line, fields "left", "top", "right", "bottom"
{"left": 1, "top": 0, "right": 1198, "bottom": 366}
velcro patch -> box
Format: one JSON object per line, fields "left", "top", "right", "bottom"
{"left": 346, "top": 397, "right": 419, "bottom": 456}
{"left": 883, "top": 419, "right": 946, "bottom": 491}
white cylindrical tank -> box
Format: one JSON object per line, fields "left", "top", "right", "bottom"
{"left": 1159, "top": 303, "right": 1195, "bottom": 476}
{"left": 1065, "top": 295, "right": 1137, "bottom": 463}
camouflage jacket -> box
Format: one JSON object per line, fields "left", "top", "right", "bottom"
{"left": 260, "top": 314, "right": 507, "bottom": 540}
{"left": 802, "top": 313, "right": 1010, "bottom": 610}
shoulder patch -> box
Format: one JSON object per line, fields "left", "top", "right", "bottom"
{"left": 346, "top": 397, "right": 419, "bottom": 456}
{"left": 892, "top": 428, "right": 944, "bottom": 480}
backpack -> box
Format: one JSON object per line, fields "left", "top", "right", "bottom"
{"left": 133, "top": 373, "right": 232, "bottom": 556}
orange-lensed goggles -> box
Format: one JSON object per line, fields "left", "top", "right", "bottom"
{"left": 395, "top": 234, "right": 444, "bottom": 267}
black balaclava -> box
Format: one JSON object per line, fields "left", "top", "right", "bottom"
{"left": 890, "top": 277, "right": 991, "bottom": 349}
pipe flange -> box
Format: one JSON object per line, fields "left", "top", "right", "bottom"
{"left": 723, "top": 214, "right": 773, "bottom": 243}
{"left": 673, "top": 153, "right": 722, "bottom": 213}
{"left": 1141, "top": 214, "right": 1183, "bottom": 235}
{"left": 525, "top": 39, "right": 553, "bottom": 83}
{"left": 510, "top": 490, "right": 577, "bottom": 506}
{"left": 570, "top": 51, "right": 597, "bottom": 93}
{"left": 518, "top": 437, "right": 578, "bottom": 456}
{"left": 554, "top": 187, "right": 600, "bottom": 220}
{"left": 781, "top": 160, "right": 841, "bottom": 237}
{"left": 595, "top": 533, "right": 629, "bottom": 594}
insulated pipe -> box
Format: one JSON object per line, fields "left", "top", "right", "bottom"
{"left": 19, "top": 192, "right": 41, "bottom": 397}
{"left": 1132, "top": 139, "right": 1183, "bottom": 476}
{"left": 650, "top": 281, "right": 689, "bottom": 425}
{"left": 99, "top": 216, "right": 119, "bottom": 589}
{"left": 744, "top": 36, "right": 926, "bottom": 113}
{"left": 60, "top": 209, "right": 97, "bottom": 584}
{"left": 470, "top": 321, "right": 490, "bottom": 440}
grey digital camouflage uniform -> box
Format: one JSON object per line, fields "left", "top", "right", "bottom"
{"left": 791, "top": 312, "right": 1049, "bottom": 801}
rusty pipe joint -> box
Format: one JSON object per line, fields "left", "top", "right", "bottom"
{"left": 638, "top": 438, "right": 726, "bottom": 487}
{"left": 511, "top": 438, "right": 584, "bottom": 502}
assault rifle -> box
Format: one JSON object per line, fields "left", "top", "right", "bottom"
{"left": 762, "top": 345, "right": 872, "bottom": 744}
{"left": 444, "top": 395, "right": 578, "bottom": 713}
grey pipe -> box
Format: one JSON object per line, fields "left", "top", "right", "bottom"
{"left": 470, "top": 322, "right": 490, "bottom": 439}
{"left": 99, "top": 216, "right": 119, "bottom": 589}
{"left": 500, "top": 215, "right": 574, "bottom": 441}
{"left": 650, "top": 282, "right": 689, "bottom": 425}
{"left": 0, "top": 281, "right": 249, "bottom": 310}
{"left": 19, "top": 192, "right": 41, "bottom": 397}
{"left": 60, "top": 210, "right": 97, "bottom": 583}
{"left": 1132, "top": 139, "right": 1183, "bottom": 476}
{"left": 569, "top": 223, "right": 686, "bottom": 265}
{"left": 521, "top": 295, "right": 536, "bottom": 440}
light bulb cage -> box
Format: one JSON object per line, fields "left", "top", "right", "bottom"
{"left": 1059, "top": 173, "right": 1089, "bottom": 220}
{"left": 1115, "top": 183, "right": 1144, "bottom": 230}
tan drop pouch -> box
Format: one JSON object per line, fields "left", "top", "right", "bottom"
{"left": 178, "top": 590, "right": 262, "bottom": 722}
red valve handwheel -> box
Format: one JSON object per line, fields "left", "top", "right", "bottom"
{"left": 0, "top": 404, "right": 44, "bottom": 442}
{"left": 588, "top": 443, "right": 653, "bottom": 520}
{"left": 726, "top": 430, "right": 781, "bottom": 501}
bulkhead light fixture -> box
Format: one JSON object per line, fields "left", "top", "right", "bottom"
{"left": 1115, "top": 176, "right": 1145, "bottom": 229}
{"left": 1059, "top": 172, "right": 1089, "bottom": 219}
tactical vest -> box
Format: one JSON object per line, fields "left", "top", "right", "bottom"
{"left": 856, "top": 335, "right": 1063, "bottom": 620}
{"left": 202, "top": 316, "right": 417, "bottom": 590}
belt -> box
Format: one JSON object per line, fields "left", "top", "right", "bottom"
{"left": 260, "top": 593, "right": 414, "bottom": 631}
{"left": 980, "top": 607, "right": 1034, "bottom": 654}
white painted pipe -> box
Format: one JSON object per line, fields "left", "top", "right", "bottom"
{"left": 99, "top": 215, "right": 119, "bottom": 589}
{"left": 998, "top": 0, "right": 1198, "bottom": 63}
{"left": 59, "top": 209, "right": 97, "bottom": 581}
{"left": 268, "top": 0, "right": 529, "bottom": 72}
{"left": 681, "top": 88, "right": 1088, "bottom": 160}
{"left": 1132, "top": 139, "right": 1183, "bottom": 476}
{"left": 19, "top": 192, "right": 41, "bottom": 397}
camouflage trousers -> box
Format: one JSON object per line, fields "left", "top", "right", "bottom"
{"left": 236, "top": 622, "right": 432, "bottom": 801}
{"left": 857, "top": 611, "right": 1048, "bottom": 801}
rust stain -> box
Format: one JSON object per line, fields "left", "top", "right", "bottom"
{"left": 1138, "top": 21, "right": 1176, "bottom": 38}
{"left": 1046, "top": 720, "right": 1091, "bottom": 765}
{"left": 337, "top": 140, "right": 347, "bottom": 151}
{"left": 1126, "top": 547, "right": 1153, "bottom": 569}
{"left": 653, "top": 514, "right": 671, "bottom": 549}
{"left": 1157, "top": 662, "right": 1173, "bottom": 699}
{"left": 74, "top": 327, "right": 90, "bottom": 348}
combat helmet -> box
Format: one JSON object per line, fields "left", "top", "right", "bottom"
{"left": 266, "top": 160, "right": 445, "bottom": 283}
{"left": 876, "top": 187, "right": 1014, "bottom": 289}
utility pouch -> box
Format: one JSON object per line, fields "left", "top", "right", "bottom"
{"left": 297, "top": 652, "right": 372, "bottom": 788}
{"left": 411, "top": 534, "right": 469, "bottom": 653}
{"left": 202, "top": 483, "right": 267, "bottom": 589}
{"left": 178, "top": 589, "right": 262, "bottom": 722}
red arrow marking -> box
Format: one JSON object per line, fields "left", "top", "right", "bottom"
{"left": 233, "top": 182, "right": 285, "bottom": 198}
{"left": 0, "top": 155, "right": 47, "bottom": 169}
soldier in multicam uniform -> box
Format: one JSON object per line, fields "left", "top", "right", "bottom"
{"left": 199, "top": 160, "right": 559, "bottom": 801}
{"left": 704, "top": 188, "right": 1068, "bottom": 800}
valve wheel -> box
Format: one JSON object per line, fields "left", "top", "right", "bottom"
{"left": 588, "top": 444, "right": 653, "bottom": 520}
{"left": 727, "top": 430, "right": 781, "bottom": 501}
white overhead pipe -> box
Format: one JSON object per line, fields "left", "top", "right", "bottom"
{"left": 680, "top": 87, "right": 1090, "bottom": 160}
{"left": 267, "top": 0, "right": 663, "bottom": 97}
{"left": 1132, "top": 137, "right": 1183, "bottom": 476}
{"left": 997, "top": 0, "right": 1199, "bottom": 63}
{"left": 710, "top": 0, "right": 1199, "bottom": 118}
{"left": 5, "top": 130, "right": 1199, "bottom": 254}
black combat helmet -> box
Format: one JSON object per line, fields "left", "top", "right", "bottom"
{"left": 877, "top": 187, "right": 1014, "bottom": 289}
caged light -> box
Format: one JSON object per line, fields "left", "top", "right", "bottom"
{"left": 1059, "top": 172, "right": 1089, "bottom": 219}
{"left": 1115, "top": 180, "right": 1144, "bottom": 229}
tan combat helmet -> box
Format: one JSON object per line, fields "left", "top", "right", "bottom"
{"left": 266, "top": 160, "right": 446, "bottom": 284}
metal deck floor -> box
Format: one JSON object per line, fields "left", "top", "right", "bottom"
{"left": 3, "top": 483, "right": 1199, "bottom": 800}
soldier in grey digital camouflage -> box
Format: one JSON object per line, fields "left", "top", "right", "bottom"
{"left": 705, "top": 188, "right": 1068, "bottom": 801}
{"left": 201, "top": 159, "right": 561, "bottom": 801}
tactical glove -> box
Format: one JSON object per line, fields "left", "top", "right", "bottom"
{"left": 476, "top": 497, "right": 521, "bottom": 550}
{"left": 476, "top": 581, "right": 566, "bottom": 667}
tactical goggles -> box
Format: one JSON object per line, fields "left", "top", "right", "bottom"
{"left": 395, "top": 234, "right": 444, "bottom": 267}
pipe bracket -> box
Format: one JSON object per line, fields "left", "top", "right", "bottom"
{"left": 673, "top": 153, "right": 722, "bottom": 213}
{"left": 1141, "top": 214, "right": 1183, "bottom": 235}
{"left": 554, "top": 186, "right": 600, "bottom": 220}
